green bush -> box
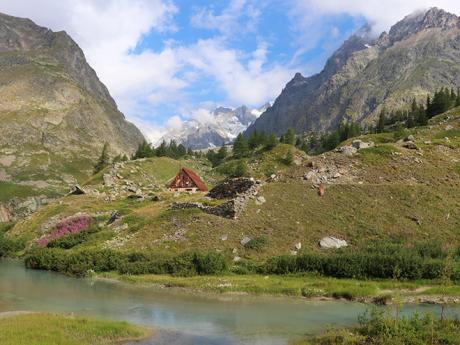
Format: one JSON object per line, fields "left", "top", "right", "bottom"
{"left": 263, "top": 244, "right": 456, "bottom": 281}
{"left": 0, "top": 224, "right": 25, "bottom": 257}
{"left": 25, "top": 248, "right": 229, "bottom": 277}
{"left": 244, "top": 236, "right": 268, "bottom": 251}
{"left": 47, "top": 225, "right": 101, "bottom": 249}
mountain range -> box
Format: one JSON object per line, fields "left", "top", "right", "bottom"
{"left": 159, "top": 104, "right": 270, "bottom": 150}
{"left": 246, "top": 7, "right": 460, "bottom": 136}
{"left": 0, "top": 12, "right": 144, "bottom": 200}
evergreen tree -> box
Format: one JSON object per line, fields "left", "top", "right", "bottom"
{"left": 156, "top": 141, "right": 168, "bottom": 157}
{"left": 377, "top": 108, "right": 386, "bottom": 133}
{"left": 217, "top": 145, "right": 228, "bottom": 162}
{"left": 177, "top": 144, "right": 187, "bottom": 158}
{"left": 233, "top": 160, "right": 248, "bottom": 177}
{"left": 133, "top": 141, "right": 155, "bottom": 159}
{"left": 248, "top": 130, "right": 259, "bottom": 150}
{"left": 94, "top": 143, "right": 110, "bottom": 173}
{"left": 295, "top": 137, "right": 302, "bottom": 148}
{"left": 456, "top": 88, "right": 460, "bottom": 107}
{"left": 187, "top": 148, "right": 194, "bottom": 156}
{"left": 258, "top": 131, "right": 268, "bottom": 147}
{"left": 233, "top": 133, "right": 249, "bottom": 158}
{"left": 284, "top": 150, "right": 294, "bottom": 166}
{"left": 283, "top": 128, "right": 296, "bottom": 145}
{"left": 265, "top": 133, "right": 279, "bottom": 150}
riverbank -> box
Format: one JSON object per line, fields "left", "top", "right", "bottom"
{"left": 97, "top": 271, "right": 460, "bottom": 305}
{"left": 0, "top": 312, "right": 152, "bottom": 345}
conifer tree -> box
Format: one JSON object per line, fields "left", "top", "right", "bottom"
{"left": 233, "top": 159, "right": 248, "bottom": 177}
{"left": 248, "top": 130, "right": 259, "bottom": 150}
{"left": 283, "top": 128, "right": 296, "bottom": 145}
{"left": 284, "top": 150, "right": 294, "bottom": 166}
{"left": 94, "top": 143, "right": 110, "bottom": 173}
{"left": 377, "top": 108, "right": 386, "bottom": 133}
{"left": 233, "top": 133, "right": 249, "bottom": 158}
{"left": 265, "top": 133, "right": 279, "bottom": 150}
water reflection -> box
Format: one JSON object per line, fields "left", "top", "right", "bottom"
{"left": 0, "top": 260, "right": 458, "bottom": 345}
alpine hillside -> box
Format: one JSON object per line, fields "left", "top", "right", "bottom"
{"left": 246, "top": 7, "right": 460, "bottom": 136}
{"left": 0, "top": 12, "right": 144, "bottom": 204}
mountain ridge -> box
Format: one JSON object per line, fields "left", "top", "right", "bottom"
{"left": 159, "top": 104, "right": 270, "bottom": 149}
{"left": 0, "top": 12, "right": 144, "bottom": 202}
{"left": 245, "top": 7, "right": 460, "bottom": 136}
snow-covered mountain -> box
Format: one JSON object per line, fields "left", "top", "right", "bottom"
{"left": 159, "top": 104, "right": 271, "bottom": 150}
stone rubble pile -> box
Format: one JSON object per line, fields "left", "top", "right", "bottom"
{"left": 171, "top": 178, "right": 263, "bottom": 219}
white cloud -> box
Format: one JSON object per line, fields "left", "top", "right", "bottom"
{"left": 166, "top": 115, "right": 184, "bottom": 130}
{"left": 191, "top": 0, "right": 261, "bottom": 37}
{"left": 191, "top": 108, "right": 216, "bottom": 125}
{"left": 180, "top": 39, "right": 295, "bottom": 106}
{"left": 294, "top": 0, "right": 460, "bottom": 35}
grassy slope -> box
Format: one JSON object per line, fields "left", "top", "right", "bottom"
{"left": 0, "top": 313, "right": 150, "bottom": 345}
{"left": 6, "top": 109, "right": 460, "bottom": 257}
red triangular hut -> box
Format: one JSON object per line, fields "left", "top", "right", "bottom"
{"left": 168, "top": 167, "right": 208, "bottom": 192}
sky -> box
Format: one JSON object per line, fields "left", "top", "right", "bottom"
{"left": 0, "top": 0, "right": 460, "bottom": 143}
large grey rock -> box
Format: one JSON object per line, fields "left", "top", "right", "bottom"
{"left": 337, "top": 146, "right": 358, "bottom": 156}
{"left": 319, "top": 236, "right": 348, "bottom": 249}
{"left": 0, "top": 204, "right": 12, "bottom": 223}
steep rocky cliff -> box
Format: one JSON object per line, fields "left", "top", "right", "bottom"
{"left": 0, "top": 12, "right": 144, "bottom": 202}
{"left": 246, "top": 8, "right": 460, "bottom": 136}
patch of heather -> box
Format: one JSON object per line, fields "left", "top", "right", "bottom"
{"left": 38, "top": 215, "right": 92, "bottom": 247}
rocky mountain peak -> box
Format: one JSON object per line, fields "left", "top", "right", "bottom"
{"left": 389, "top": 7, "right": 459, "bottom": 42}
{"left": 245, "top": 8, "right": 460, "bottom": 137}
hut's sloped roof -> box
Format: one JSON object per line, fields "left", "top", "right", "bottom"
{"left": 171, "top": 167, "right": 208, "bottom": 191}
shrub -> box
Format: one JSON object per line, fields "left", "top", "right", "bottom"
{"left": 244, "top": 236, "right": 268, "bottom": 251}
{"left": 38, "top": 215, "right": 92, "bottom": 247}
{"left": 47, "top": 225, "right": 100, "bottom": 249}
{"left": 25, "top": 248, "right": 229, "bottom": 277}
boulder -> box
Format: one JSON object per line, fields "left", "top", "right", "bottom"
{"left": 255, "top": 196, "right": 266, "bottom": 205}
{"left": 319, "top": 236, "right": 348, "bottom": 249}
{"left": 69, "top": 185, "right": 86, "bottom": 195}
{"left": 0, "top": 204, "right": 12, "bottom": 223}
{"left": 294, "top": 242, "right": 302, "bottom": 250}
{"left": 337, "top": 145, "right": 357, "bottom": 156}
{"left": 240, "top": 236, "right": 251, "bottom": 246}
{"left": 103, "top": 174, "right": 115, "bottom": 187}
{"left": 405, "top": 135, "right": 415, "bottom": 142}
{"left": 403, "top": 141, "right": 418, "bottom": 150}
{"left": 220, "top": 235, "right": 228, "bottom": 241}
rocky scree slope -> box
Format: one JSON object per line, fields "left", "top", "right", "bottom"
{"left": 246, "top": 8, "right": 460, "bottom": 136}
{"left": 0, "top": 12, "right": 144, "bottom": 203}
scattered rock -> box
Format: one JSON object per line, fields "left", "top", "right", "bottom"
{"left": 255, "top": 196, "right": 266, "bottom": 205}
{"left": 68, "top": 185, "right": 86, "bottom": 195}
{"left": 290, "top": 250, "right": 298, "bottom": 256}
{"left": 233, "top": 256, "right": 241, "bottom": 262}
{"left": 318, "top": 184, "right": 326, "bottom": 197}
{"left": 220, "top": 235, "right": 228, "bottom": 241}
{"left": 337, "top": 145, "right": 357, "bottom": 156}
{"left": 294, "top": 242, "right": 302, "bottom": 250}
{"left": 405, "top": 135, "right": 415, "bottom": 142}
{"left": 107, "top": 211, "right": 120, "bottom": 225}
{"left": 103, "top": 174, "right": 115, "bottom": 187}
{"left": 240, "top": 236, "right": 251, "bottom": 246}
{"left": 319, "top": 236, "right": 348, "bottom": 249}
{"left": 352, "top": 140, "right": 374, "bottom": 150}
{"left": 402, "top": 141, "right": 418, "bottom": 150}
{"left": 0, "top": 204, "right": 12, "bottom": 223}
